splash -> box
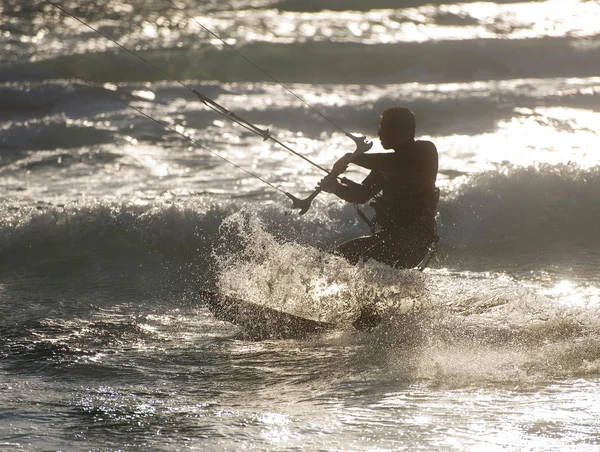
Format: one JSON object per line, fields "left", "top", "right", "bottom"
{"left": 214, "top": 210, "right": 428, "bottom": 324}
{"left": 213, "top": 209, "right": 600, "bottom": 384}
{"left": 365, "top": 270, "right": 600, "bottom": 385}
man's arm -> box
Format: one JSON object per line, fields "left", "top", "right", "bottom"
{"left": 351, "top": 153, "right": 398, "bottom": 172}
{"left": 318, "top": 175, "right": 379, "bottom": 204}
{"left": 415, "top": 141, "right": 438, "bottom": 190}
{"left": 328, "top": 151, "right": 397, "bottom": 174}
{"left": 345, "top": 142, "right": 438, "bottom": 180}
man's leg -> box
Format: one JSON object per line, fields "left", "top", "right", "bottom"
{"left": 331, "top": 235, "right": 380, "bottom": 265}
{"left": 363, "top": 236, "right": 430, "bottom": 269}
{"left": 332, "top": 231, "right": 435, "bottom": 269}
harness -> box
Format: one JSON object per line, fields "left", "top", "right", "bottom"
{"left": 354, "top": 187, "right": 441, "bottom": 271}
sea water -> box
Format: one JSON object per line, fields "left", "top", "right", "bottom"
{"left": 1, "top": 0, "right": 600, "bottom": 450}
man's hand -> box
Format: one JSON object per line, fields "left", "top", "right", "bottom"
{"left": 317, "top": 174, "right": 340, "bottom": 194}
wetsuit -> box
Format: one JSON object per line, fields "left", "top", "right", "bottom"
{"left": 332, "top": 140, "right": 439, "bottom": 269}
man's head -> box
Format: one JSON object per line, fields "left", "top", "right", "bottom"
{"left": 378, "top": 106, "right": 416, "bottom": 149}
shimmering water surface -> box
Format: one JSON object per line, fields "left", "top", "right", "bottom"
{"left": 1, "top": 0, "right": 600, "bottom": 450}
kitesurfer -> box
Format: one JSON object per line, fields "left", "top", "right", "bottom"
{"left": 318, "top": 106, "right": 439, "bottom": 269}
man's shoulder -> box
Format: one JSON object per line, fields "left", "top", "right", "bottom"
{"left": 414, "top": 140, "right": 438, "bottom": 159}
{"left": 415, "top": 140, "right": 437, "bottom": 151}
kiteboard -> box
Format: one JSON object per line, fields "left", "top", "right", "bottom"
{"left": 200, "top": 290, "right": 336, "bottom": 340}
{"left": 201, "top": 290, "right": 383, "bottom": 340}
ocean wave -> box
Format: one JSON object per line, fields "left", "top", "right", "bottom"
{"left": 438, "top": 163, "right": 600, "bottom": 252}
{"left": 0, "top": 199, "right": 233, "bottom": 300}
{"left": 2, "top": 193, "right": 600, "bottom": 382}
{"left": 1, "top": 162, "right": 598, "bottom": 280}
{"left": 2, "top": 77, "right": 597, "bottom": 156}
{"left": 0, "top": 198, "right": 231, "bottom": 255}
{"left": 6, "top": 36, "right": 600, "bottom": 85}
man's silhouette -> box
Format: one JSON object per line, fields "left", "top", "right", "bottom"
{"left": 319, "top": 106, "right": 439, "bottom": 269}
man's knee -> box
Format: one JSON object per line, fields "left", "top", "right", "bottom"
{"left": 332, "top": 236, "right": 377, "bottom": 265}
